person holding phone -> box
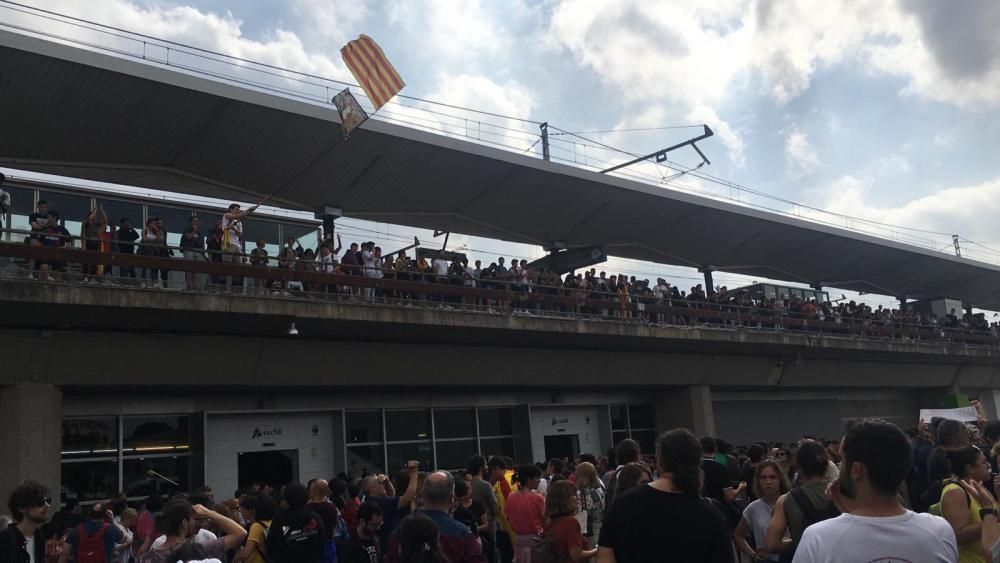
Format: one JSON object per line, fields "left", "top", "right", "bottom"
{"left": 362, "top": 460, "right": 419, "bottom": 547}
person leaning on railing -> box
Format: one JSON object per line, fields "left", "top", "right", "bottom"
{"left": 180, "top": 215, "right": 207, "bottom": 291}
{"left": 79, "top": 204, "right": 107, "bottom": 283}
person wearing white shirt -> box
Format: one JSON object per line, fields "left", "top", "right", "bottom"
{"left": 792, "top": 419, "right": 957, "bottom": 563}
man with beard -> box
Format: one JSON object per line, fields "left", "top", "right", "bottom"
{"left": 792, "top": 420, "right": 956, "bottom": 563}
{"left": 0, "top": 480, "right": 54, "bottom": 562}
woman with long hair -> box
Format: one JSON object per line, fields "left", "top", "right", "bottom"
{"left": 505, "top": 465, "right": 544, "bottom": 562}
{"left": 397, "top": 512, "right": 449, "bottom": 563}
{"left": 574, "top": 462, "right": 605, "bottom": 549}
{"left": 545, "top": 480, "right": 597, "bottom": 562}
{"left": 733, "top": 459, "right": 791, "bottom": 562}
{"left": 941, "top": 446, "right": 994, "bottom": 563}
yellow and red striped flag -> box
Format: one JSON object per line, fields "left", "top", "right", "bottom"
{"left": 340, "top": 35, "right": 405, "bottom": 111}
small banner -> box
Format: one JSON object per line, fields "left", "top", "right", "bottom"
{"left": 332, "top": 88, "right": 369, "bottom": 139}
{"left": 340, "top": 34, "right": 406, "bottom": 111}
{"left": 918, "top": 406, "right": 978, "bottom": 423}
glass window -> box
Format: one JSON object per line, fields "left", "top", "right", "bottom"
{"left": 122, "top": 456, "right": 190, "bottom": 499}
{"left": 244, "top": 219, "right": 280, "bottom": 248}
{"left": 763, "top": 285, "right": 777, "bottom": 300}
{"left": 9, "top": 186, "right": 34, "bottom": 215}
{"left": 632, "top": 430, "right": 657, "bottom": 455}
{"left": 346, "top": 411, "right": 383, "bottom": 444}
{"left": 479, "top": 437, "right": 516, "bottom": 460}
{"left": 284, "top": 224, "right": 319, "bottom": 250}
{"left": 612, "top": 431, "right": 629, "bottom": 449}
{"left": 347, "top": 445, "right": 385, "bottom": 476}
{"left": 62, "top": 459, "right": 118, "bottom": 503}
{"left": 627, "top": 405, "right": 655, "bottom": 429}
{"left": 62, "top": 417, "right": 117, "bottom": 457}
{"left": 435, "top": 439, "right": 477, "bottom": 470}
{"left": 386, "top": 442, "right": 433, "bottom": 472}
{"left": 39, "top": 190, "right": 91, "bottom": 225}
{"left": 123, "top": 416, "right": 191, "bottom": 451}
{"left": 609, "top": 405, "right": 628, "bottom": 430}
{"left": 148, "top": 206, "right": 195, "bottom": 248}
{"left": 386, "top": 410, "right": 432, "bottom": 442}
{"left": 7, "top": 187, "right": 35, "bottom": 240}
{"left": 477, "top": 408, "right": 513, "bottom": 437}
{"left": 97, "top": 198, "right": 143, "bottom": 229}
{"left": 434, "top": 409, "right": 476, "bottom": 439}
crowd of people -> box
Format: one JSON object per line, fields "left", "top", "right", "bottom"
{"left": 7, "top": 405, "right": 1000, "bottom": 563}
{"left": 9, "top": 196, "right": 1000, "bottom": 340}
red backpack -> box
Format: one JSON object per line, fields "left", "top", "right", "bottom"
{"left": 76, "top": 523, "right": 110, "bottom": 563}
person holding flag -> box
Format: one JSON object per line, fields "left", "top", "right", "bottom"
{"left": 221, "top": 202, "right": 259, "bottom": 292}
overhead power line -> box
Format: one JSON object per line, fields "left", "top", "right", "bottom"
{"left": 551, "top": 125, "right": 704, "bottom": 135}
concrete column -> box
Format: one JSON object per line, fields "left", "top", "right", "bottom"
{"left": 654, "top": 385, "right": 716, "bottom": 438}
{"left": 0, "top": 383, "right": 62, "bottom": 509}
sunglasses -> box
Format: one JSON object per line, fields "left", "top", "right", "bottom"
{"left": 35, "top": 497, "right": 51, "bottom": 507}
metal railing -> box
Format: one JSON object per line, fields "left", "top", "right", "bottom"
{"left": 1, "top": 231, "right": 997, "bottom": 349}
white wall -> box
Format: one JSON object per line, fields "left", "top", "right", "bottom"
{"left": 205, "top": 411, "right": 336, "bottom": 498}
{"left": 529, "top": 406, "right": 603, "bottom": 463}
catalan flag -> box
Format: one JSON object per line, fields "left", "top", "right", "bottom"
{"left": 340, "top": 35, "right": 406, "bottom": 111}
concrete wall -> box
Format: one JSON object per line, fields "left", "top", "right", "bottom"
{"left": 205, "top": 412, "right": 337, "bottom": 500}
{"left": 0, "top": 383, "right": 62, "bottom": 509}
{"left": 529, "top": 406, "right": 604, "bottom": 462}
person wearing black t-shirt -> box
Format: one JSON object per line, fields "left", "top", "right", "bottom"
{"left": 597, "top": 429, "right": 734, "bottom": 563}
{"left": 340, "top": 501, "right": 383, "bottom": 563}
{"left": 115, "top": 218, "right": 140, "bottom": 280}
{"left": 453, "top": 479, "right": 487, "bottom": 538}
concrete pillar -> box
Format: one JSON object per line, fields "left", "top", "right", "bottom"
{"left": 654, "top": 385, "right": 716, "bottom": 438}
{"left": 0, "top": 383, "right": 62, "bottom": 509}
{"left": 702, "top": 269, "right": 715, "bottom": 296}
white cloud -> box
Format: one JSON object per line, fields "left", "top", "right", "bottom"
{"left": 385, "top": 0, "right": 519, "bottom": 68}
{"left": 807, "top": 174, "right": 1000, "bottom": 260}
{"left": 21, "top": 0, "right": 356, "bottom": 87}
{"left": 784, "top": 127, "right": 819, "bottom": 178}
{"left": 546, "top": 0, "right": 751, "bottom": 163}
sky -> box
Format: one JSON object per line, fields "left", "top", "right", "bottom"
{"left": 6, "top": 0, "right": 1000, "bottom": 307}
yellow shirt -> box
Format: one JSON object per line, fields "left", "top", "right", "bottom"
{"left": 246, "top": 520, "right": 271, "bottom": 563}
{"left": 942, "top": 483, "right": 986, "bottom": 563}
{"left": 494, "top": 470, "right": 516, "bottom": 543}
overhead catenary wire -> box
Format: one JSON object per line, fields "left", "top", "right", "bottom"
{"left": 550, "top": 124, "right": 704, "bottom": 135}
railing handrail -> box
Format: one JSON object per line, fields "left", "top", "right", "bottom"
{"left": 1, "top": 239, "right": 996, "bottom": 346}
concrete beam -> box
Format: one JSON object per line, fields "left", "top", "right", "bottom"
{"left": 0, "top": 383, "right": 62, "bottom": 510}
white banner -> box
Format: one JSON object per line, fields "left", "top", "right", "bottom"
{"left": 918, "top": 406, "right": 978, "bottom": 422}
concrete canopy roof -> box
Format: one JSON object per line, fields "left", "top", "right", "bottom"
{"left": 2, "top": 29, "right": 1000, "bottom": 308}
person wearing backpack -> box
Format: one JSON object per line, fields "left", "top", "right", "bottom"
{"left": 265, "top": 483, "right": 325, "bottom": 563}
{"left": 792, "top": 420, "right": 956, "bottom": 563}
{"left": 234, "top": 494, "right": 275, "bottom": 563}
{"left": 764, "top": 440, "right": 838, "bottom": 562}
{"left": 539, "top": 481, "right": 596, "bottom": 563}
{"left": 63, "top": 503, "right": 123, "bottom": 563}
{"left": 941, "top": 446, "right": 992, "bottom": 563}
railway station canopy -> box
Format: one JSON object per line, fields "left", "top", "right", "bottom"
{"left": 3, "top": 27, "right": 1000, "bottom": 309}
